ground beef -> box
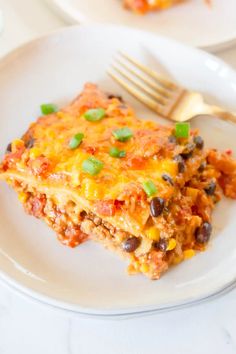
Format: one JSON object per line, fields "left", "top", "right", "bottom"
{"left": 25, "top": 194, "right": 47, "bottom": 218}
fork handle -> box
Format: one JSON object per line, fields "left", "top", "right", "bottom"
{"left": 209, "top": 105, "right": 236, "bottom": 124}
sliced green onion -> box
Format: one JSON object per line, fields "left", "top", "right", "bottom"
{"left": 175, "top": 122, "right": 190, "bottom": 138}
{"left": 142, "top": 180, "right": 157, "bottom": 197}
{"left": 84, "top": 108, "right": 106, "bottom": 122}
{"left": 82, "top": 157, "right": 104, "bottom": 176}
{"left": 69, "top": 133, "right": 84, "bottom": 150}
{"left": 109, "top": 147, "right": 126, "bottom": 158}
{"left": 40, "top": 103, "right": 58, "bottom": 115}
{"left": 118, "top": 150, "right": 126, "bottom": 158}
{"left": 112, "top": 127, "right": 133, "bottom": 142}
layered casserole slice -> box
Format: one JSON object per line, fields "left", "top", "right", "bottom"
{"left": 0, "top": 83, "right": 236, "bottom": 279}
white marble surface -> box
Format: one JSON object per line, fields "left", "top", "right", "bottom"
{"left": 0, "top": 1, "right": 236, "bottom": 353}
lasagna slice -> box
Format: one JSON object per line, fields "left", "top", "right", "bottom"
{"left": 0, "top": 83, "right": 235, "bottom": 279}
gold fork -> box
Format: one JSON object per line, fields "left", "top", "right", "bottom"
{"left": 108, "top": 52, "right": 236, "bottom": 124}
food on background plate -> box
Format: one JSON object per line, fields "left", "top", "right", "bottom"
{"left": 124, "top": 0, "right": 182, "bottom": 14}
{"left": 124, "top": 0, "right": 211, "bottom": 14}
{"left": 0, "top": 83, "right": 235, "bottom": 279}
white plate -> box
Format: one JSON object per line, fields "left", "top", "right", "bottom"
{"left": 47, "top": 0, "right": 236, "bottom": 50}
{"left": 0, "top": 25, "right": 236, "bottom": 317}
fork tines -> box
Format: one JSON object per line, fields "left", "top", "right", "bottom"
{"left": 108, "top": 52, "right": 185, "bottom": 119}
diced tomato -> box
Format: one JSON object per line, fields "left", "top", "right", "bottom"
{"left": 125, "top": 156, "right": 146, "bottom": 170}
{"left": 191, "top": 205, "right": 198, "bottom": 215}
{"left": 128, "top": 0, "right": 148, "bottom": 12}
{"left": 83, "top": 146, "right": 98, "bottom": 155}
{"left": 64, "top": 226, "right": 88, "bottom": 248}
{"left": 225, "top": 149, "right": 232, "bottom": 156}
{"left": 29, "top": 156, "right": 51, "bottom": 176}
{"left": 94, "top": 200, "right": 116, "bottom": 216}
{"left": 2, "top": 147, "right": 25, "bottom": 171}
{"left": 114, "top": 200, "right": 124, "bottom": 209}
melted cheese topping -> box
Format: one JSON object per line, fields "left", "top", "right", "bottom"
{"left": 0, "top": 83, "right": 203, "bottom": 235}
{"left": 20, "top": 84, "right": 179, "bottom": 198}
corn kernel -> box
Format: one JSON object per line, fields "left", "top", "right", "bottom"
{"left": 127, "top": 263, "right": 139, "bottom": 275}
{"left": 140, "top": 263, "right": 149, "bottom": 273}
{"left": 160, "top": 0, "right": 173, "bottom": 9}
{"left": 81, "top": 178, "right": 102, "bottom": 200}
{"left": 186, "top": 187, "right": 199, "bottom": 202}
{"left": 167, "top": 238, "right": 177, "bottom": 251}
{"left": 18, "top": 192, "right": 28, "bottom": 203}
{"left": 183, "top": 249, "right": 196, "bottom": 260}
{"left": 172, "top": 256, "right": 182, "bottom": 265}
{"left": 145, "top": 226, "right": 160, "bottom": 241}
{"left": 71, "top": 172, "right": 80, "bottom": 187}
{"left": 57, "top": 111, "right": 72, "bottom": 121}
{"left": 16, "top": 160, "right": 26, "bottom": 171}
{"left": 56, "top": 111, "right": 64, "bottom": 119}
{"left": 48, "top": 130, "right": 56, "bottom": 139}
{"left": 11, "top": 139, "right": 24, "bottom": 153}
{"left": 95, "top": 125, "right": 106, "bottom": 134}
{"left": 29, "top": 147, "right": 41, "bottom": 159}
{"left": 160, "top": 159, "right": 177, "bottom": 177}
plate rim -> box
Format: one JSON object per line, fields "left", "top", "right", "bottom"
{"left": 46, "top": 0, "right": 236, "bottom": 51}
{"left": 1, "top": 270, "right": 236, "bottom": 318}
{"left": 1, "top": 24, "right": 236, "bottom": 316}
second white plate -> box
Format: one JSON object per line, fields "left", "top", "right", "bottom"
{"left": 47, "top": 0, "right": 236, "bottom": 50}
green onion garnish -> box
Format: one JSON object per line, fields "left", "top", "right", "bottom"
{"left": 118, "top": 150, "right": 126, "bottom": 158}
{"left": 112, "top": 127, "right": 133, "bottom": 142}
{"left": 142, "top": 180, "right": 157, "bottom": 197}
{"left": 40, "top": 103, "right": 58, "bottom": 115}
{"left": 69, "top": 133, "right": 84, "bottom": 150}
{"left": 82, "top": 157, "right": 104, "bottom": 176}
{"left": 175, "top": 122, "right": 190, "bottom": 138}
{"left": 109, "top": 147, "right": 126, "bottom": 158}
{"left": 84, "top": 108, "right": 106, "bottom": 122}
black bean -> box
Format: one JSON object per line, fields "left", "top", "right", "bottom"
{"left": 194, "top": 136, "right": 204, "bottom": 149}
{"left": 5, "top": 143, "right": 12, "bottom": 154}
{"left": 204, "top": 181, "right": 216, "bottom": 196}
{"left": 162, "top": 174, "right": 174, "bottom": 186}
{"left": 150, "top": 197, "right": 165, "bottom": 217}
{"left": 25, "top": 137, "right": 35, "bottom": 149}
{"left": 122, "top": 237, "right": 140, "bottom": 253}
{"left": 180, "top": 143, "right": 196, "bottom": 159}
{"left": 174, "top": 155, "right": 185, "bottom": 173}
{"left": 198, "top": 161, "right": 206, "bottom": 172}
{"left": 107, "top": 93, "right": 123, "bottom": 102}
{"left": 153, "top": 238, "right": 167, "bottom": 252}
{"left": 168, "top": 135, "right": 177, "bottom": 144}
{"left": 80, "top": 210, "right": 87, "bottom": 219}
{"left": 195, "top": 222, "right": 212, "bottom": 244}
